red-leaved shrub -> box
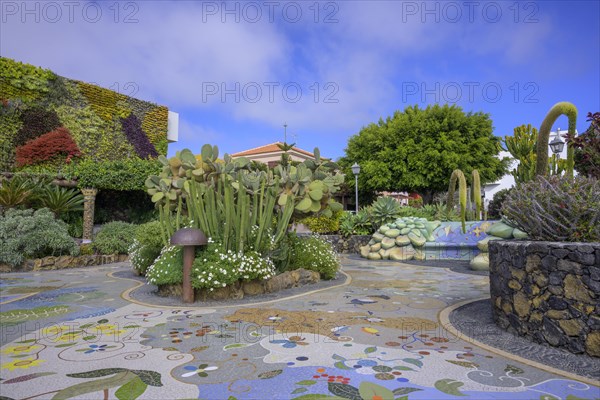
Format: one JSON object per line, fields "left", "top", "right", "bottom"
{"left": 15, "top": 127, "right": 81, "bottom": 167}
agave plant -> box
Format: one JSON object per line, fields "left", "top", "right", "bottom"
{"left": 36, "top": 185, "right": 84, "bottom": 217}
{"left": 369, "top": 196, "right": 402, "bottom": 229}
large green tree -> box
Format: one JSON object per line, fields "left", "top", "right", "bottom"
{"left": 339, "top": 104, "right": 509, "bottom": 204}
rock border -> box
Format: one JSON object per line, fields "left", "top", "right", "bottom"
{"left": 157, "top": 268, "right": 321, "bottom": 301}
{"left": 489, "top": 240, "right": 600, "bottom": 357}
{"left": 0, "top": 254, "right": 129, "bottom": 272}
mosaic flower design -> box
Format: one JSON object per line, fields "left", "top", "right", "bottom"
{"left": 76, "top": 344, "right": 116, "bottom": 354}
{"left": 181, "top": 364, "right": 218, "bottom": 378}
{"left": 1, "top": 344, "right": 41, "bottom": 355}
{"left": 1, "top": 357, "right": 45, "bottom": 371}
{"left": 270, "top": 336, "right": 309, "bottom": 348}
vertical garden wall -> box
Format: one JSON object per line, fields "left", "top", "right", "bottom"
{"left": 0, "top": 57, "right": 169, "bottom": 238}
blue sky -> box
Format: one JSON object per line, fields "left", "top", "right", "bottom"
{"left": 2, "top": 0, "right": 599, "bottom": 160}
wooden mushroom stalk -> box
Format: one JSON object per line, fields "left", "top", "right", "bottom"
{"left": 170, "top": 228, "right": 207, "bottom": 303}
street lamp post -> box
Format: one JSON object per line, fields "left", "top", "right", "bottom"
{"left": 351, "top": 163, "right": 360, "bottom": 213}
{"left": 549, "top": 129, "right": 565, "bottom": 175}
{"left": 549, "top": 129, "right": 565, "bottom": 155}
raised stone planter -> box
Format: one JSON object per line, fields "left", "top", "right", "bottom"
{"left": 316, "top": 235, "right": 371, "bottom": 254}
{"left": 157, "top": 268, "right": 321, "bottom": 301}
{"left": 489, "top": 240, "right": 600, "bottom": 357}
{"left": 0, "top": 254, "right": 129, "bottom": 272}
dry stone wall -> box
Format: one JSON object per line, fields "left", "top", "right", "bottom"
{"left": 489, "top": 240, "right": 600, "bottom": 357}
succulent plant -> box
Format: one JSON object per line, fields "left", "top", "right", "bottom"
{"left": 370, "top": 196, "right": 402, "bottom": 228}
{"left": 536, "top": 102, "right": 577, "bottom": 178}
{"left": 447, "top": 169, "right": 482, "bottom": 233}
{"left": 145, "top": 143, "right": 345, "bottom": 253}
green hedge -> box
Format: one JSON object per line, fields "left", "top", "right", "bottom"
{"left": 74, "top": 158, "right": 162, "bottom": 190}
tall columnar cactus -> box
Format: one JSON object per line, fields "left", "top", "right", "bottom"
{"left": 535, "top": 102, "right": 577, "bottom": 178}
{"left": 505, "top": 124, "right": 538, "bottom": 183}
{"left": 472, "top": 170, "right": 481, "bottom": 220}
{"left": 447, "top": 169, "right": 467, "bottom": 233}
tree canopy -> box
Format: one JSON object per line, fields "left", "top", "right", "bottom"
{"left": 339, "top": 104, "right": 509, "bottom": 203}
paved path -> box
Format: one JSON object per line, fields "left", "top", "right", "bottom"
{"left": 1, "top": 256, "right": 598, "bottom": 399}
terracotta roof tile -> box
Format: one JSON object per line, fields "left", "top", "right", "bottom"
{"left": 231, "top": 142, "right": 314, "bottom": 157}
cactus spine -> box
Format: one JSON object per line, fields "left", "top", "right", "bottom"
{"left": 535, "top": 102, "right": 577, "bottom": 178}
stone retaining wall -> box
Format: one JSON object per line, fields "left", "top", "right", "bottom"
{"left": 301, "top": 234, "right": 371, "bottom": 254}
{"left": 0, "top": 254, "right": 129, "bottom": 272}
{"left": 158, "top": 268, "right": 321, "bottom": 301}
{"left": 489, "top": 240, "right": 600, "bottom": 357}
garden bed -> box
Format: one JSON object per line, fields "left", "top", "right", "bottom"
{"left": 156, "top": 268, "right": 321, "bottom": 301}
{"left": 0, "top": 254, "right": 129, "bottom": 272}
{"left": 489, "top": 240, "right": 600, "bottom": 357}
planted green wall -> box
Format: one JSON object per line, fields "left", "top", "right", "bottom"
{"left": 0, "top": 57, "right": 169, "bottom": 175}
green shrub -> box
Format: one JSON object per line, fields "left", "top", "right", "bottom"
{"left": 93, "top": 221, "right": 137, "bottom": 254}
{"left": 487, "top": 188, "right": 512, "bottom": 220}
{"left": 339, "top": 210, "right": 373, "bottom": 236}
{"left": 66, "top": 215, "right": 83, "bottom": 238}
{"left": 145, "top": 246, "right": 183, "bottom": 286}
{"left": 288, "top": 235, "right": 339, "bottom": 279}
{"left": 0, "top": 208, "right": 79, "bottom": 267}
{"left": 129, "top": 221, "right": 163, "bottom": 275}
{"left": 134, "top": 220, "right": 164, "bottom": 248}
{"left": 129, "top": 240, "right": 160, "bottom": 275}
{"left": 79, "top": 243, "right": 94, "bottom": 255}
{"left": 502, "top": 175, "right": 600, "bottom": 242}
{"left": 408, "top": 196, "right": 423, "bottom": 208}
{"left": 191, "top": 244, "right": 275, "bottom": 291}
{"left": 299, "top": 210, "right": 343, "bottom": 233}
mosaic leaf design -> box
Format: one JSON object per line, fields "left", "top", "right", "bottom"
{"left": 258, "top": 370, "right": 283, "bottom": 379}
{"left": 504, "top": 364, "right": 524, "bottom": 375}
{"left": 358, "top": 382, "right": 394, "bottom": 400}
{"left": 67, "top": 368, "right": 127, "bottom": 379}
{"left": 52, "top": 371, "right": 133, "bottom": 400}
{"left": 446, "top": 360, "right": 479, "bottom": 368}
{"left": 372, "top": 366, "right": 393, "bottom": 372}
{"left": 332, "top": 354, "right": 346, "bottom": 361}
{"left": 3, "top": 372, "right": 56, "bottom": 384}
{"left": 115, "top": 375, "right": 147, "bottom": 400}
{"left": 334, "top": 361, "right": 352, "bottom": 370}
{"left": 191, "top": 346, "right": 209, "bottom": 352}
{"left": 296, "top": 380, "right": 317, "bottom": 386}
{"left": 402, "top": 358, "right": 423, "bottom": 368}
{"left": 224, "top": 343, "right": 251, "bottom": 350}
{"left": 292, "top": 388, "right": 308, "bottom": 394}
{"left": 364, "top": 346, "right": 377, "bottom": 354}
{"left": 0, "top": 306, "right": 71, "bottom": 326}
{"left": 434, "top": 379, "right": 466, "bottom": 397}
{"left": 328, "top": 382, "right": 361, "bottom": 400}
{"left": 130, "top": 370, "right": 163, "bottom": 387}
{"left": 393, "top": 387, "right": 423, "bottom": 395}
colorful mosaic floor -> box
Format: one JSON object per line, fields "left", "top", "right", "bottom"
{"left": 1, "top": 257, "right": 598, "bottom": 400}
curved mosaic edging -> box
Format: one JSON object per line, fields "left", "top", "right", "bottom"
{"left": 438, "top": 297, "right": 598, "bottom": 387}
{"left": 113, "top": 267, "right": 353, "bottom": 310}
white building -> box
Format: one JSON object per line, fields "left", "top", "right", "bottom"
{"left": 482, "top": 129, "right": 574, "bottom": 205}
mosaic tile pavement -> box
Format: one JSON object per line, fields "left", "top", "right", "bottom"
{"left": 1, "top": 257, "right": 598, "bottom": 400}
